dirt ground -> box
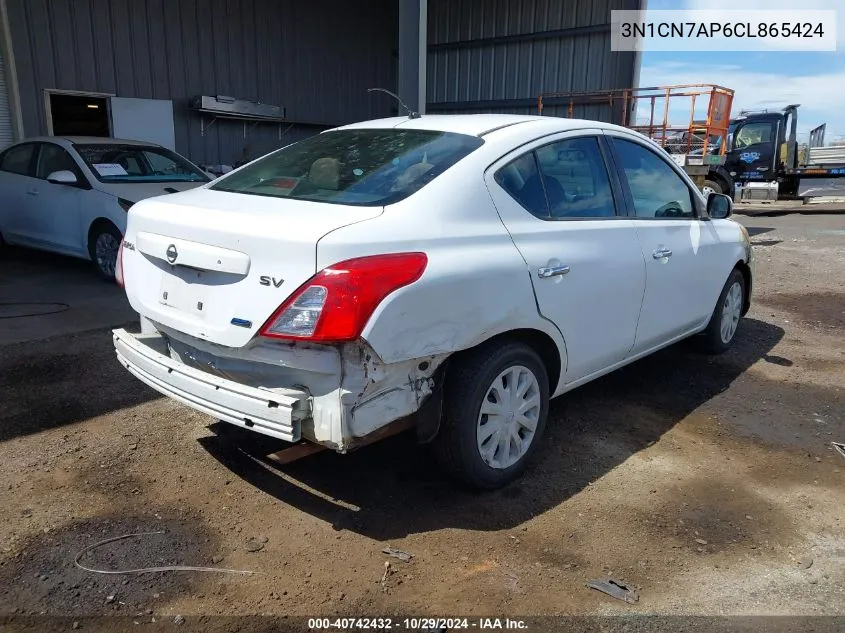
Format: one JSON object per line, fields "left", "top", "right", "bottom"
{"left": 0, "top": 213, "right": 843, "bottom": 630}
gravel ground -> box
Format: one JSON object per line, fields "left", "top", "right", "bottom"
{"left": 0, "top": 213, "right": 842, "bottom": 629}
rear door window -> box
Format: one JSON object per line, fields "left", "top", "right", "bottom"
{"left": 0, "top": 144, "right": 37, "bottom": 176}
{"left": 494, "top": 153, "right": 548, "bottom": 218}
{"left": 494, "top": 136, "right": 617, "bottom": 219}
{"left": 535, "top": 137, "right": 617, "bottom": 218}
{"left": 211, "top": 129, "right": 484, "bottom": 206}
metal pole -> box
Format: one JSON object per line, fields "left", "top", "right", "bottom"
{"left": 398, "top": 0, "right": 427, "bottom": 115}
{"left": 688, "top": 93, "right": 697, "bottom": 154}
{"left": 649, "top": 96, "right": 655, "bottom": 139}
{"left": 622, "top": 90, "right": 629, "bottom": 127}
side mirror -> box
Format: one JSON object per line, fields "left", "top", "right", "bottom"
{"left": 707, "top": 192, "right": 733, "bottom": 219}
{"left": 46, "top": 170, "right": 78, "bottom": 185}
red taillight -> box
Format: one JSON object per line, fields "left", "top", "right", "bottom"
{"left": 260, "top": 252, "right": 428, "bottom": 343}
{"left": 115, "top": 240, "right": 125, "bottom": 287}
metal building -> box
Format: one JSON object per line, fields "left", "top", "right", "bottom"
{"left": 0, "top": 0, "right": 399, "bottom": 166}
{"left": 0, "top": 0, "right": 642, "bottom": 166}
{"left": 427, "top": 0, "right": 641, "bottom": 122}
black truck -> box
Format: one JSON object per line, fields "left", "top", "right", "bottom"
{"left": 702, "top": 105, "right": 845, "bottom": 201}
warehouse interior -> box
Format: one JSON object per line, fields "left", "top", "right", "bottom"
{"left": 0, "top": 0, "right": 641, "bottom": 167}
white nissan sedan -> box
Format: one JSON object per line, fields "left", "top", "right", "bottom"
{"left": 113, "top": 114, "right": 753, "bottom": 489}
{"left": 0, "top": 137, "right": 210, "bottom": 278}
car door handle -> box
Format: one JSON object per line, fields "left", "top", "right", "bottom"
{"left": 26, "top": 189, "right": 39, "bottom": 196}
{"left": 652, "top": 247, "right": 672, "bottom": 259}
{"left": 538, "top": 265, "right": 571, "bottom": 278}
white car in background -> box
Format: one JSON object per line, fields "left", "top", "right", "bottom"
{"left": 0, "top": 137, "right": 210, "bottom": 278}
{"left": 113, "top": 114, "right": 753, "bottom": 489}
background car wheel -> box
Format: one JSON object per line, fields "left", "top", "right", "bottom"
{"left": 699, "top": 268, "right": 745, "bottom": 354}
{"left": 434, "top": 340, "right": 550, "bottom": 490}
{"left": 702, "top": 179, "right": 723, "bottom": 196}
{"left": 88, "top": 222, "right": 123, "bottom": 281}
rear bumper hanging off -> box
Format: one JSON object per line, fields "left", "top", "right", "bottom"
{"left": 112, "top": 328, "right": 310, "bottom": 442}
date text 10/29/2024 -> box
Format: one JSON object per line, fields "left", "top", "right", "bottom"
{"left": 308, "top": 618, "right": 529, "bottom": 630}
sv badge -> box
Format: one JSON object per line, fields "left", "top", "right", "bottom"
{"left": 259, "top": 276, "right": 284, "bottom": 288}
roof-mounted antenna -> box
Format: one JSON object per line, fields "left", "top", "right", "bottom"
{"left": 367, "top": 87, "right": 421, "bottom": 119}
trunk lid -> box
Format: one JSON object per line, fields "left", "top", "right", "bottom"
{"left": 122, "top": 188, "right": 383, "bottom": 348}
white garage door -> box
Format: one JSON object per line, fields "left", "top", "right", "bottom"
{"left": 0, "top": 46, "right": 13, "bottom": 150}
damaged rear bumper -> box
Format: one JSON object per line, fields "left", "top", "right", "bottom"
{"left": 113, "top": 325, "right": 448, "bottom": 451}
{"left": 113, "top": 328, "right": 310, "bottom": 442}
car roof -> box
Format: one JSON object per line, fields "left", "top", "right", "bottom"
{"left": 18, "top": 136, "right": 163, "bottom": 147}
{"left": 332, "top": 113, "right": 633, "bottom": 138}
{"left": 63, "top": 136, "right": 164, "bottom": 147}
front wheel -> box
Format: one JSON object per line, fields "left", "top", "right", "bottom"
{"left": 88, "top": 223, "right": 123, "bottom": 281}
{"left": 433, "top": 341, "right": 550, "bottom": 490}
{"left": 699, "top": 269, "right": 745, "bottom": 354}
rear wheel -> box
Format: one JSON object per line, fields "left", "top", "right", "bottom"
{"left": 699, "top": 269, "right": 745, "bottom": 354}
{"left": 88, "top": 222, "right": 122, "bottom": 281}
{"left": 434, "top": 340, "right": 550, "bottom": 490}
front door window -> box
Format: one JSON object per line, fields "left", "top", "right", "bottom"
{"left": 611, "top": 138, "right": 695, "bottom": 219}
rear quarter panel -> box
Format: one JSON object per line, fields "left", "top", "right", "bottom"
{"left": 315, "top": 154, "right": 567, "bottom": 376}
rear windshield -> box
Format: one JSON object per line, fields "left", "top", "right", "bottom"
{"left": 210, "top": 129, "right": 484, "bottom": 206}
{"left": 75, "top": 144, "right": 210, "bottom": 183}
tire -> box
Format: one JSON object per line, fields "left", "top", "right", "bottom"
{"left": 699, "top": 269, "right": 745, "bottom": 354}
{"left": 88, "top": 222, "right": 123, "bottom": 281}
{"left": 433, "top": 340, "right": 550, "bottom": 490}
{"left": 703, "top": 179, "right": 723, "bottom": 196}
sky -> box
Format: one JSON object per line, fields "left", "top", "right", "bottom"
{"left": 638, "top": 0, "right": 845, "bottom": 143}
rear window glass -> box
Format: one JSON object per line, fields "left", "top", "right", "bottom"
{"left": 210, "top": 129, "right": 484, "bottom": 206}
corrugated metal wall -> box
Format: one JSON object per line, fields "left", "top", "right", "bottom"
{"left": 427, "top": 0, "right": 640, "bottom": 122}
{"left": 0, "top": 41, "right": 12, "bottom": 149}
{"left": 6, "top": 0, "right": 397, "bottom": 164}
